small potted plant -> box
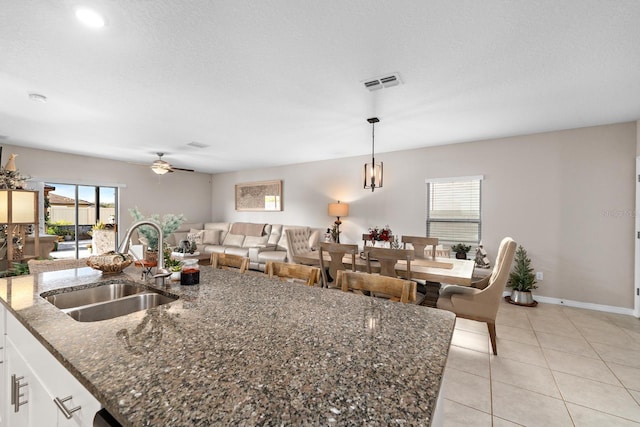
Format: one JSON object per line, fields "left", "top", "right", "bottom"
{"left": 165, "top": 257, "right": 182, "bottom": 281}
{"left": 507, "top": 245, "right": 538, "bottom": 306}
{"left": 450, "top": 243, "right": 471, "bottom": 259}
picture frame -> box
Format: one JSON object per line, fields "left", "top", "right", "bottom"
{"left": 235, "top": 180, "right": 282, "bottom": 211}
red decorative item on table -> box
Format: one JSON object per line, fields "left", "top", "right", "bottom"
{"left": 368, "top": 225, "right": 392, "bottom": 241}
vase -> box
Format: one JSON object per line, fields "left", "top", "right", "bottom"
{"left": 170, "top": 271, "right": 181, "bottom": 281}
{"left": 144, "top": 250, "right": 158, "bottom": 263}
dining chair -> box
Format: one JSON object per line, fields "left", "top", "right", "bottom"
{"left": 210, "top": 253, "right": 250, "bottom": 274}
{"left": 318, "top": 242, "right": 358, "bottom": 288}
{"left": 265, "top": 261, "right": 320, "bottom": 287}
{"left": 364, "top": 246, "right": 414, "bottom": 280}
{"left": 337, "top": 270, "right": 415, "bottom": 303}
{"left": 436, "top": 237, "right": 517, "bottom": 355}
{"left": 27, "top": 258, "right": 89, "bottom": 274}
{"left": 401, "top": 236, "right": 439, "bottom": 260}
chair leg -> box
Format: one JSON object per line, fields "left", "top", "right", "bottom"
{"left": 487, "top": 322, "right": 497, "bottom": 355}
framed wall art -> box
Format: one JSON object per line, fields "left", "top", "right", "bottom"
{"left": 235, "top": 180, "right": 282, "bottom": 211}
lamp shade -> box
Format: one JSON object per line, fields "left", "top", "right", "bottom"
{"left": 328, "top": 202, "right": 349, "bottom": 218}
{"left": 0, "top": 189, "right": 37, "bottom": 223}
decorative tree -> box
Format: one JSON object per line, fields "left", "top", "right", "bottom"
{"left": 507, "top": 245, "right": 537, "bottom": 292}
{"left": 129, "top": 207, "right": 185, "bottom": 251}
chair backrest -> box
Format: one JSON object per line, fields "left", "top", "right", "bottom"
{"left": 27, "top": 258, "right": 89, "bottom": 274}
{"left": 337, "top": 271, "right": 415, "bottom": 303}
{"left": 318, "top": 242, "right": 358, "bottom": 287}
{"left": 266, "top": 261, "right": 320, "bottom": 286}
{"left": 401, "top": 236, "right": 439, "bottom": 260}
{"left": 210, "top": 253, "right": 249, "bottom": 273}
{"left": 284, "top": 228, "right": 313, "bottom": 262}
{"left": 477, "top": 237, "right": 517, "bottom": 319}
{"left": 364, "top": 247, "right": 414, "bottom": 280}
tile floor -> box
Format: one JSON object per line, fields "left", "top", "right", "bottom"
{"left": 441, "top": 299, "right": 640, "bottom": 426}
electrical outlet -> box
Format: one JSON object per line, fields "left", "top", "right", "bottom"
{"left": 536, "top": 271, "right": 544, "bottom": 281}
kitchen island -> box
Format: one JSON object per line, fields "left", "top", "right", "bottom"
{"left": 0, "top": 266, "right": 455, "bottom": 426}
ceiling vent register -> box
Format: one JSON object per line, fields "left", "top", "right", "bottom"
{"left": 362, "top": 73, "right": 402, "bottom": 91}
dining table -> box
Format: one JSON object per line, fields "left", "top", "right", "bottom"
{"left": 293, "top": 250, "right": 476, "bottom": 286}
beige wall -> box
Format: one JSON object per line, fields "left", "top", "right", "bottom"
{"left": 1, "top": 144, "right": 213, "bottom": 234}
{"left": 212, "top": 122, "right": 637, "bottom": 309}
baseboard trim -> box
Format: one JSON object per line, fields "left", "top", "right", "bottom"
{"left": 502, "top": 292, "right": 635, "bottom": 317}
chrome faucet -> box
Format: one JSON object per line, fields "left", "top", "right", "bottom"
{"left": 118, "top": 220, "right": 171, "bottom": 286}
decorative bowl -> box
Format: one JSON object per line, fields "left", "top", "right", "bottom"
{"left": 86, "top": 252, "right": 133, "bottom": 274}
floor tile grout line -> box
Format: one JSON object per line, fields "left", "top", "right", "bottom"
{"left": 561, "top": 303, "right": 640, "bottom": 404}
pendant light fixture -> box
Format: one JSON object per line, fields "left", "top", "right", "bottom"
{"left": 364, "top": 117, "right": 383, "bottom": 192}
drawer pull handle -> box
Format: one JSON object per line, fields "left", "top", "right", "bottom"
{"left": 11, "top": 374, "right": 28, "bottom": 413}
{"left": 54, "top": 396, "right": 81, "bottom": 419}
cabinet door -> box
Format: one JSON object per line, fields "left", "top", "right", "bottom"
{"left": 5, "top": 337, "right": 58, "bottom": 427}
{"left": 6, "top": 314, "right": 101, "bottom": 427}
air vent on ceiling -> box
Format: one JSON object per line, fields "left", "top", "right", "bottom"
{"left": 187, "top": 141, "right": 209, "bottom": 148}
{"left": 362, "top": 73, "right": 402, "bottom": 91}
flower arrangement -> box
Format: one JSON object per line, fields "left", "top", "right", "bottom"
{"left": 368, "top": 225, "right": 392, "bottom": 241}
{"left": 129, "top": 207, "right": 186, "bottom": 251}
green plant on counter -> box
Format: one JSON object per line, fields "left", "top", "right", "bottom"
{"left": 450, "top": 243, "right": 471, "bottom": 254}
{"left": 129, "top": 207, "right": 185, "bottom": 251}
{"left": 165, "top": 257, "right": 182, "bottom": 272}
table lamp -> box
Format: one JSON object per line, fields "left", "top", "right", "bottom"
{"left": 328, "top": 201, "right": 349, "bottom": 243}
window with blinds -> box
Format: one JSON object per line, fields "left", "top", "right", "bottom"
{"left": 426, "top": 176, "right": 482, "bottom": 244}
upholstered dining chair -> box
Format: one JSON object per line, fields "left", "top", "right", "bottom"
{"left": 27, "top": 258, "right": 90, "bottom": 274}
{"left": 401, "top": 236, "right": 439, "bottom": 260}
{"left": 210, "top": 253, "right": 250, "bottom": 273}
{"left": 337, "top": 271, "right": 415, "bottom": 303}
{"left": 364, "top": 247, "right": 414, "bottom": 280}
{"left": 265, "top": 261, "right": 320, "bottom": 287}
{"left": 318, "top": 242, "right": 358, "bottom": 288}
{"left": 436, "top": 237, "right": 517, "bottom": 355}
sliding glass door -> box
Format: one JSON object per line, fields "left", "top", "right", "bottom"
{"left": 45, "top": 183, "right": 118, "bottom": 259}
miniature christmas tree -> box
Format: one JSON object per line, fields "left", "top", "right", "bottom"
{"left": 507, "top": 245, "right": 537, "bottom": 291}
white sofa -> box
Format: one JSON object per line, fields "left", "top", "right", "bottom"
{"left": 167, "top": 222, "right": 322, "bottom": 271}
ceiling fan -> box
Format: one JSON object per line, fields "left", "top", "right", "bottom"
{"left": 150, "top": 153, "right": 195, "bottom": 175}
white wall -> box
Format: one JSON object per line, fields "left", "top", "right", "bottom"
{"left": 1, "top": 144, "right": 213, "bottom": 234}
{"left": 211, "top": 122, "right": 637, "bottom": 309}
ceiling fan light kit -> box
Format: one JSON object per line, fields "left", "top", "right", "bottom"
{"left": 150, "top": 153, "right": 195, "bottom": 174}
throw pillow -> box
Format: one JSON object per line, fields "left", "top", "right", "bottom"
{"left": 187, "top": 229, "right": 204, "bottom": 245}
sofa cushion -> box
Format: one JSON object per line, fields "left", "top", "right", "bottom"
{"left": 242, "top": 235, "right": 269, "bottom": 248}
{"left": 230, "top": 222, "right": 266, "bottom": 237}
{"left": 204, "top": 222, "right": 231, "bottom": 242}
{"left": 224, "top": 246, "right": 250, "bottom": 257}
{"left": 223, "top": 233, "right": 245, "bottom": 247}
{"left": 202, "top": 229, "right": 222, "bottom": 245}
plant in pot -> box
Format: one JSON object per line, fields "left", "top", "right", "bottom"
{"left": 450, "top": 243, "right": 471, "bottom": 259}
{"left": 507, "top": 245, "right": 538, "bottom": 306}
{"left": 165, "top": 257, "right": 182, "bottom": 281}
{"left": 129, "top": 207, "right": 185, "bottom": 262}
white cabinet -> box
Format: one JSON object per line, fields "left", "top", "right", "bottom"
{"left": 4, "top": 312, "right": 101, "bottom": 427}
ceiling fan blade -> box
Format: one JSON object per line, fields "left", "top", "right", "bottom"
{"left": 172, "top": 167, "right": 195, "bottom": 172}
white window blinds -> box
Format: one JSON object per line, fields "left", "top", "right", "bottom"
{"left": 426, "top": 176, "right": 482, "bottom": 244}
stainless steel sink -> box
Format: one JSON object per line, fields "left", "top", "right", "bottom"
{"left": 41, "top": 281, "right": 178, "bottom": 322}
{"left": 44, "top": 283, "right": 144, "bottom": 309}
{"left": 64, "top": 292, "right": 177, "bottom": 322}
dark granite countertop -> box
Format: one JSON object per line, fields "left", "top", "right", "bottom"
{"left": 0, "top": 266, "right": 455, "bottom": 426}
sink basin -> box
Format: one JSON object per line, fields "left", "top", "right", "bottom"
{"left": 43, "top": 282, "right": 144, "bottom": 310}
{"left": 64, "top": 292, "right": 177, "bottom": 322}
{"left": 41, "top": 281, "right": 178, "bottom": 322}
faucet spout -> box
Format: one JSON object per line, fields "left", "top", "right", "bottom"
{"left": 119, "top": 220, "right": 170, "bottom": 285}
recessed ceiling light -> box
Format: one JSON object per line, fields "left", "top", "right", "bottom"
{"left": 28, "top": 93, "right": 47, "bottom": 103}
{"left": 75, "top": 7, "right": 106, "bottom": 28}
